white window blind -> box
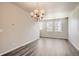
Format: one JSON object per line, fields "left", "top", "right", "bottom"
{"left": 39, "top": 22, "right": 43, "bottom": 30}
{"left": 55, "top": 20, "right": 62, "bottom": 32}
{"left": 46, "top": 21, "right": 53, "bottom": 32}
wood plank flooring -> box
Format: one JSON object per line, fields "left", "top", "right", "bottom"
{"left": 3, "top": 38, "right": 79, "bottom": 56}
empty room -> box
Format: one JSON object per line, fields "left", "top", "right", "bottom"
{"left": 0, "top": 2, "right": 79, "bottom": 56}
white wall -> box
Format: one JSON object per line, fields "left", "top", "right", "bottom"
{"left": 0, "top": 3, "right": 40, "bottom": 55}
{"left": 40, "top": 18, "right": 68, "bottom": 39}
{"left": 69, "top": 4, "right": 79, "bottom": 51}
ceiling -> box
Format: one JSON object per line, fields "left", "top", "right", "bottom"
{"left": 13, "top": 2, "right": 79, "bottom": 19}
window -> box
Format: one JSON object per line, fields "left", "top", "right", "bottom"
{"left": 40, "top": 19, "right": 62, "bottom": 32}
{"left": 55, "top": 20, "right": 62, "bottom": 32}
{"left": 39, "top": 22, "right": 43, "bottom": 30}
{"left": 46, "top": 21, "right": 53, "bottom": 32}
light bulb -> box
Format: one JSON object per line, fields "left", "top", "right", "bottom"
{"left": 40, "top": 9, "right": 45, "bottom": 14}
{"left": 34, "top": 9, "right": 39, "bottom": 14}
{"left": 33, "top": 15, "right": 37, "bottom": 18}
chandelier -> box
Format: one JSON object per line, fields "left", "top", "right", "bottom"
{"left": 30, "top": 8, "right": 45, "bottom": 21}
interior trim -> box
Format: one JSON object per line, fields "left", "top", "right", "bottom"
{"left": 40, "top": 36, "right": 68, "bottom": 40}
{"left": 69, "top": 40, "right": 79, "bottom": 52}
{"left": 0, "top": 39, "right": 38, "bottom": 56}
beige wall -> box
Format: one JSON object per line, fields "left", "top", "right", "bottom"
{"left": 40, "top": 18, "right": 68, "bottom": 39}
{"left": 69, "top": 4, "right": 79, "bottom": 51}
{"left": 0, "top": 3, "right": 40, "bottom": 55}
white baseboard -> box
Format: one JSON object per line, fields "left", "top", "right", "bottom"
{"left": 69, "top": 40, "right": 79, "bottom": 51}
{"left": 0, "top": 39, "right": 38, "bottom": 56}
{"left": 40, "top": 36, "right": 68, "bottom": 40}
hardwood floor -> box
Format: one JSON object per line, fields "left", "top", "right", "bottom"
{"left": 30, "top": 38, "right": 79, "bottom": 56}
{"left": 3, "top": 38, "right": 79, "bottom": 56}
